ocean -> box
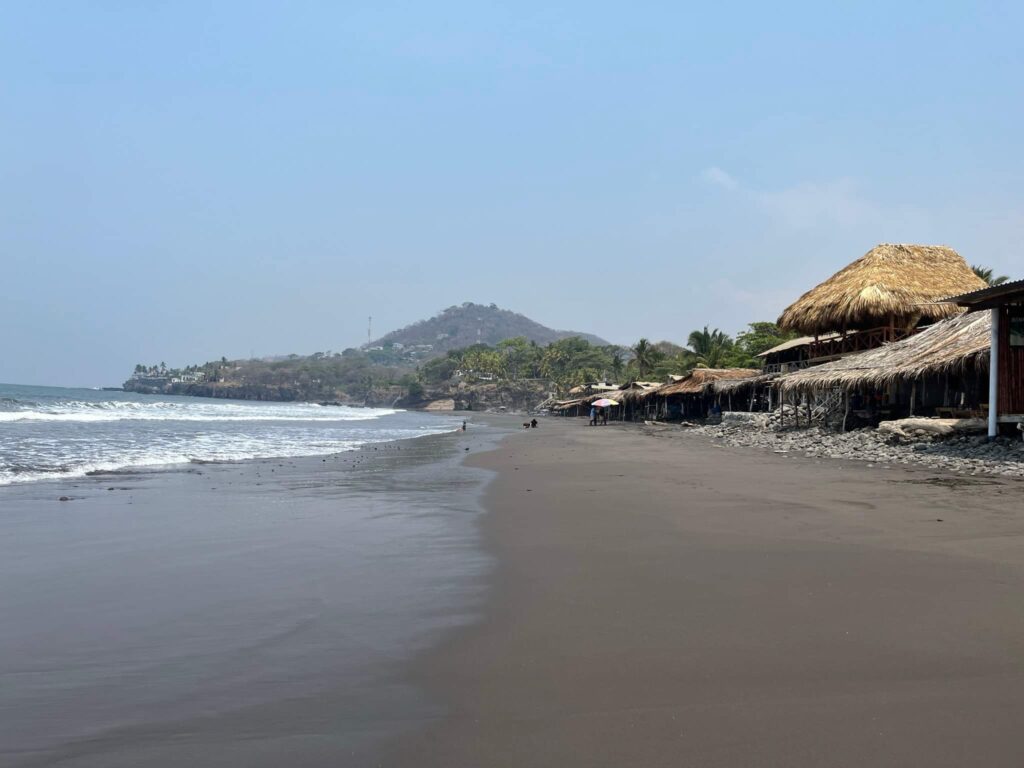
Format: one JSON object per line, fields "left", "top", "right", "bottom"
{"left": 0, "top": 383, "right": 507, "bottom": 765}
{"left": 0, "top": 383, "right": 463, "bottom": 485}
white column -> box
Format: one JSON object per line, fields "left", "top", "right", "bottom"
{"left": 989, "top": 307, "right": 999, "bottom": 439}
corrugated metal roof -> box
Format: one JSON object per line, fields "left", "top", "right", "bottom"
{"left": 756, "top": 332, "right": 847, "bottom": 357}
{"left": 942, "top": 278, "right": 1024, "bottom": 307}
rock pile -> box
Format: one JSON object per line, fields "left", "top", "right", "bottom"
{"left": 695, "top": 411, "right": 1024, "bottom": 478}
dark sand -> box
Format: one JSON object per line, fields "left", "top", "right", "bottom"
{"left": 0, "top": 416, "right": 516, "bottom": 768}
{"left": 387, "top": 419, "right": 1024, "bottom": 767}
{"left": 5, "top": 415, "right": 1024, "bottom": 767}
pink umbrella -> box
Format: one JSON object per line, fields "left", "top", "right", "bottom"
{"left": 591, "top": 398, "right": 619, "bottom": 407}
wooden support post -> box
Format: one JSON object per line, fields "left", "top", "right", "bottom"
{"left": 909, "top": 382, "right": 916, "bottom": 417}
{"left": 989, "top": 307, "right": 999, "bottom": 439}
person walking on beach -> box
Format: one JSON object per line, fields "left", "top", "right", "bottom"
{"left": 589, "top": 405, "right": 597, "bottom": 426}
{"left": 601, "top": 408, "right": 608, "bottom": 426}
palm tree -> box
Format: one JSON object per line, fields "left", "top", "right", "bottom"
{"left": 972, "top": 265, "right": 1010, "bottom": 286}
{"left": 631, "top": 338, "right": 660, "bottom": 379}
{"left": 608, "top": 350, "right": 625, "bottom": 383}
{"left": 686, "top": 326, "right": 735, "bottom": 368}
{"left": 630, "top": 342, "right": 655, "bottom": 380}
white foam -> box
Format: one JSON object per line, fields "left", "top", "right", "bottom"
{"left": 0, "top": 388, "right": 464, "bottom": 486}
{"left": 0, "top": 400, "right": 400, "bottom": 423}
{"left": 0, "top": 422, "right": 460, "bottom": 486}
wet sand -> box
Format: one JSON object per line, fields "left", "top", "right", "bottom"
{"left": 0, "top": 416, "right": 515, "bottom": 768}
{"left": 388, "top": 419, "right": 1024, "bottom": 766}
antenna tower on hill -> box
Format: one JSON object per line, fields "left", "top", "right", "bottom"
{"left": 368, "top": 316, "right": 372, "bottom": 345}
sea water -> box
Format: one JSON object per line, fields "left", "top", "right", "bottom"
{"left": 0, "top": 384, "right": 502, "bottom": 765}
{"left": 0, "top": 383, "right": 462, "bottom": 485}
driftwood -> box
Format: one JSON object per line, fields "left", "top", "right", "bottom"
{"left": 876, "top": 417, "right": 986, "bottom": 440}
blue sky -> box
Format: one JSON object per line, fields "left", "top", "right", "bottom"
{"left": 3, "top": 1, "right": 1023, "bottom": 386}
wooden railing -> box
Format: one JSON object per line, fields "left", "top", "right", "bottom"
{"left": 807, "top": 326, "right": 912, "bottom": 360}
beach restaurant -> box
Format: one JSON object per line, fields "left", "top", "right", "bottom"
{"left": 746, "top": 242, "right": 991, "bottom": 426}
{"left": 774, "top": 310, "right": 991, "bottom": 426}
{"left": 943, "top": 279, "right": 1024, "bottom": 436}
{"left": 776, "top": 243, "right": 986, "bottom": 350}
{"left": 647, "top": 368, "right": 760, "bottom": 420}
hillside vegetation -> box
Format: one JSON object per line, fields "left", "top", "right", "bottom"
{"left": 420, "top": 322, "right": 795, "bottom": 390}
{"left": 368, "top": 302, "right": 608, "bottom": 357}
{"left": 124, "top": 309, "right": 794, "bottom": 409}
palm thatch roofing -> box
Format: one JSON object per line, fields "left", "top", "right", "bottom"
{"left": 777, "top": 244, "right": 985, "bottom": 336}
{"left": 616, "top": 381, "right": 663, "bottom": 402}
{"left": 655, "top": 368, "right": 760, "bottom": 396}
{"left": 550, "top": 398, "right": 585, "bottom": 410}
{"left": 712, "top": 372, "right": 778, "bottom": 394}
{"left": 776, "top": 312, "right": 990, "bottom": 392}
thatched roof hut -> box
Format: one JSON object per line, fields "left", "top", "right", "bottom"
{"left": 655, "top": 368, "right": 760, "bottom": 396}
{"left": 616, "top": 381, "right": 663, "bottom": 402}
{"left": 775, "top": 312, "right": 990, "bottom": 392}
{"left": 550, "top": 398, "right": 585, "bottom": 410}
{"left": 711, "top": 372, "right": 778, "bottom": 395}
{"left": 777, "top": 244, "right": 985, "bottom": 336}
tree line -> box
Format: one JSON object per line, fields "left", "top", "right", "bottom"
{"left": 418, "top": 321, "right": 797, "bottom": 390}
{"left": 129, "top": 321, "right": 798, "bottom": 401}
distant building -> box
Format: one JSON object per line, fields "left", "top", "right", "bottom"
{"left": 170, "top": 371, "right": 206, "bottom": 384}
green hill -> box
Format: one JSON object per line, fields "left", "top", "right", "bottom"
{"left": 368, "top": 302, "right": 607, "bottom": 355}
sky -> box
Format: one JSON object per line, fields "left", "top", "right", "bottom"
{"left": 3, "top": 1, "right": 1023, "bottom": 386}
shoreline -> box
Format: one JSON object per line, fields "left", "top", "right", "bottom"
{"left": 0, "top": 408, "right": 476, "bottom": 491}
{"left": 8, "top": 413, "right": 1024, "bottom": 765}
{"left": 0, "top": 413, "right": 521, "bottom": 768}
{"left": 383, "top": 419, "right": 1024, "bottom": 766}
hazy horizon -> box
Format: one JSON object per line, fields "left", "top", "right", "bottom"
{"left": 4, "top": 2, "right": 1023, "bottom": 386}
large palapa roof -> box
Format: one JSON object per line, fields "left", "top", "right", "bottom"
{"left": 776, "top": 312, "right": 990, "bottom": 392}
{"left": 777, "top": 244, "right": 985, "bottom": 336}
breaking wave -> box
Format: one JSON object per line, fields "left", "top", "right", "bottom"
{"left": 0, "top": 399, "right": 398, "bottom": 423}
{"left": 0, "top": 385, "right": 460, "bottom": 486}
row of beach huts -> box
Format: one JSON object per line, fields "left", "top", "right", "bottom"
{"left": 547, "top": 244, "right": 1024, "bottom": 437}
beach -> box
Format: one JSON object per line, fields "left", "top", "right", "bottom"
{"left": 0, "top": 416, "right": 512, "bottom": 768}
{"left": 4, "top": 416, "right": 1024, "bottom": 766}
{"left": 388, "top": 419, "right": 1024, "bottom": 766}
